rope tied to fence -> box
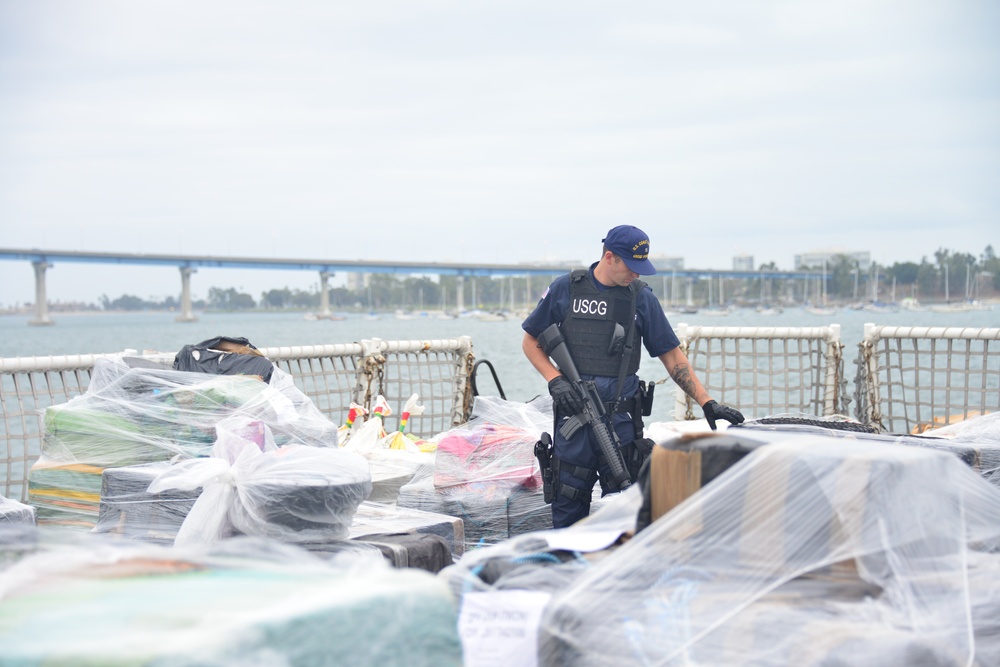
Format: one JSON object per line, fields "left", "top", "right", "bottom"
{"left": 854, "top": 338, "right": 884, "bottom": 432}
{"left": 461, "top": 349, "right": 476, "bottom": 422}
{"left": 825, "top": 338, "right": 850, "bottom": 416}
{"left": 361, "top": 353, "right": 386, "bottom": 413}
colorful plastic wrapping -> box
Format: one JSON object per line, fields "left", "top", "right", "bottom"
{"left": 0, "top": 527, "right": 463, "bottom": 667}
{"left": 147, "top": 416, "right": 371, "bottom": 546}
{"left": 444, "top": 426, "right": 1000, "bottom": 667}
{"left": 397, "top": 396, "right": 555, "bottom": 551}
{"left": 27, "top": 357, "right": 339, "bottom": 529}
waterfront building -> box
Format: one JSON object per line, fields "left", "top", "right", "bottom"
{"left": 794, "top": 249, "right": 871, "bottom": 272}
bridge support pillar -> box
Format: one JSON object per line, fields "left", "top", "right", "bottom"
{"left": 455, "top": 275, "right": 464, "bottom": 314}
{"left": 176, "top": 266, "right": 198, "bottom": 322}
{"left": 29, "top": 261, "right": 55, "bottom": 326}
{"left": 318, "top": 271, "right": 333, "bottom": 318}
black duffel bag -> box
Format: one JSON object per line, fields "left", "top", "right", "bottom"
{"left": 173, "top": 336, "right": 275, "bottom": 383}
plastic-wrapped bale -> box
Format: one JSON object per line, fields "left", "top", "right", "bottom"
{"left": 94, "top": 462, "right": 200, "bottom": 544}
{"left": 149, "top": 417, "right": 371, "bottom": 546}
{"left": 734, "top": 413, "right": 1000, "bottom": 487}
{"left": 281, "top": 501, "right": 463, "bottom": 572}
{"left": 401, "top": 396, "right": 550, "bottom": 550}
{"left": 433, "top": 422, "right": 540, "bottom": 488}
{"left": 632, "top": 432, "right": 771, "bottom": 531}
{"left": 0, "top": 496, "right": 35, "bottom": 525}
{"left": 441, "top": 487, "right": 642, "bottom": 667}
{"left": 507, "top": 485, "right": 552, "bottom": 536}
{"left": 535, "top": 434, "right": 1000, "bottom": 667}
{"left": 396, "top": 469, "right": 451, "bottom": 515}
{"left": 398, "top": 471, "right": 512, "bottom": 552}
{"left": 27, "top": 357, "right": 340, "bottom": 529}
{"left": 95, "top": 467, "right": 466, "bottom": 561}
{"left": 26, "top": 461, "right": 104, "bottom": 528}
{"left": 0, "top": 529, "right": 463, "bottom": 667}
{"left": 349, "top": 501, "right": 465, "bottom": 559}
{"left": 310, "top": 532, "right": 454, "bottom": 573}
{"left": 912, "top": 413, "right": 1000, "bottom": 486}
{"left": 353, "top": 533, "right": 453, "bottom": 572}
{"left": 365, "top": 449, "right": 435, "bottom": 504}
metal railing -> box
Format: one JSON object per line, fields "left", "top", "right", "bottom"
{"left": 1, "top": 337, "right": 475, "bottom": 502}
{"left": 673, "top": 324, "right": 847, "bottom": 421}
{"left": 854, "top": 325, "right": 1000, "bottom": 434}
{"left": 3, "top": 324, "right": 999, "bottom": 503}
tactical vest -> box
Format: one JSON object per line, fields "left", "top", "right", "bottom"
{"left": 560, "top": 269, "right": 644, "bottom": 377}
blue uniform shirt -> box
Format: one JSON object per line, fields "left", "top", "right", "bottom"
{"left": 522, "top": 262, "right": 680, "bottom": 359}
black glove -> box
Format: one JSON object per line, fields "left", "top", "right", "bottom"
{"left": 548, "top": 375, "right": 584, "bottom": 415}
{"left": 702, "top": 400, "right": 744, "bottom": 430}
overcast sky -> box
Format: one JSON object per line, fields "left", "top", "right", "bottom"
{"left": 1, "top": 0, "right": 997, "bottom": 306}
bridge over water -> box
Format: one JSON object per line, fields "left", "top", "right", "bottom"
{"left": 0, "top": 248, "right": 820, "bottom": 324}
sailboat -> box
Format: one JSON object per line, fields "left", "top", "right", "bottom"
{"left": 806, "top": 261, "right": 836, "bottom": 315}
{"left": 700, "top": 276, "right": 731, "bottom": 316}
{"left": 863, "top": 265, "right": 898, "bottom": 313}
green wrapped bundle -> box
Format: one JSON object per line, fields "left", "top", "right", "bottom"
{"left": 0, "top": 536, "right": 463, "bottom": 667}
{"left": 27, "top": 357, "right": 340, "bottom": 529}
{"left": 27, "top": 459, "right": 104, "bottom": 529}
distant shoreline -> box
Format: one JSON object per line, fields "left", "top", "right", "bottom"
{"left": 0, "top": 308, "right": 324, "bottom": 318}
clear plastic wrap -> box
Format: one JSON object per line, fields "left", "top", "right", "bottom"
{"left": 0, "top": 496, "right": 35, "bottom": 525}
{"left": 0, "top": 527, "right": 462, "bottom": 667}
{"left": 433, "top": 395, "right": 548, "bottom": 489}
{"left": 445, "top": 428, "right": 1000, "bottom": 667}
{"left": 918, "top": 412, "right": 1000, "bottom": 483}
{"left": 397, "top": 396, "right": 554, "bottom": 551}
{"left": 348, "top": 501, "right": 466, "bottom": 559}
{"left": 148, "top": 416, "right": 371, "bottom": 546}
{"left": 28, "top": 357, "right": 339, "bottom": 529}
{"left": 93, "top": 462, "right": 197, "bottom": 544}
{"left": 735, "top": 412, "right": 1000, "bottom": 487}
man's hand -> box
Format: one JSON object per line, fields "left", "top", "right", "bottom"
{"left": 702, "top": 400, "right": 744, "bottom": 430}
{"left": 548, "top": 375, "right": 584, "bottom": 415}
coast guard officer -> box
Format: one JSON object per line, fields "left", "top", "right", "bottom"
{"left": 522, "top": 225, "right": 744, "bottom": 528}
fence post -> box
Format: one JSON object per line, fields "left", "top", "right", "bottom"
{"left": 855, "top": 323, "right": 883, "bottom": 430}
{"left": 822, "top": 324, "right": 842, "bottom": 416}
{"left": 453, "top": 336, "right": 475, "bottom": 427}
{"left": 355, "top": 338, "right": 385, "bottom": 413}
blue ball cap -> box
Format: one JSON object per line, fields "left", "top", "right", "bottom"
{"left": 602, "top": 225, "right": 657, "bottom": 275}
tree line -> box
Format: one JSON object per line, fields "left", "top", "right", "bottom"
{"left": 94, "top": 245, "right": 998, "bottom": 312}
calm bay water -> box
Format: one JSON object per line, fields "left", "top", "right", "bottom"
{"left": 1, "top": 306, "right": 997, "bottom": 413}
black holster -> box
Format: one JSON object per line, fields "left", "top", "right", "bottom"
{"left": 621, "top": 437, "right": 655, "bottom": 483}
{"left": 622, "top": 381, "right": 655, "bottom": 482}
{"left": 534, "top": 432, "right": 555, "bottom": 504}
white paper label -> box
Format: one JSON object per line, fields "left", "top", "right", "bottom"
{"left": 459, "top": 590, "right": 552, "bottom": 667}
{"left": 543, "top": 528, "right": 624, "bottom": 552}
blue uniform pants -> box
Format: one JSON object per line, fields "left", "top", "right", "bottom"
{"left": 551, "top": 400, "right": 638, "bottom": 529}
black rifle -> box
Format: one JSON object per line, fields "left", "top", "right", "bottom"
{"left": 537, "top": 323, "right": 632, "bottom": 492}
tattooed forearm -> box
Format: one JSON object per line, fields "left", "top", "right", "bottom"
{"left": 669, "top": 363, "right": 697, "bottom": 398}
